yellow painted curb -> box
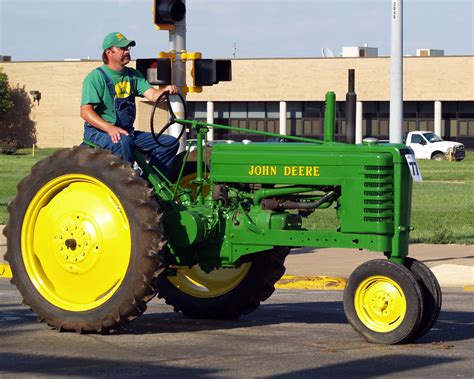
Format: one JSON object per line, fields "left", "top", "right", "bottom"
{"left": 464, "top": 286, "right": 474, "bottom": 292}
{"left": 276, "top": 275, "right": 347, "bottom": 290}
{"left": 0, "top": 263, "right": 12, "bottom": 279}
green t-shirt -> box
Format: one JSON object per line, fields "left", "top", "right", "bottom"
{"left": 81, "top": 65, "right": 152, "bottom": 125}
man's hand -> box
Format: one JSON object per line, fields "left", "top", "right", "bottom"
{"left": 163, "top": 85, "right": 178, "bottom": 95}
{"left": 143, "top": 85, "right": 179, "bottom": 103}
{"left": 107, "top": 126, "right": 129, "bottom": 143}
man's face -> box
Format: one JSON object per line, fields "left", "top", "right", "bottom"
{"left": 107, "top": 45, "right": 131, "bottom": 66}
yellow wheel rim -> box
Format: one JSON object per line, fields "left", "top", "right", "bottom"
{"left": 168, "top": 264, "right": 251, "bottom": 298}
{"left": 21, "top": 174, "right": 131, "bottom": 311}
{"left": 354, "top": 275, "right": 406, "bottom": 333}
{"left": 178, "top": 172, "right": 210, "bottom": 199}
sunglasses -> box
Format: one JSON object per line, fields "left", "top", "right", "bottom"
{"left": 112, "top": 46, "right": 132, "bottom": 51}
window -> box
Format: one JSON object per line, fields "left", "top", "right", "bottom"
{"left": 215, "top": 102, "right": 230, "bottom": 119}
{"left": 459, "top": 121, "right": 469, "bottom": 136}
{"left": 267, "top": 102, "right": 280, "bottom": 119}
{"left": 267, "top": 120, "right": 279, "bottom": 133}
{"left": 450, "top": 120, "right": 458, "bottom": 137}
{"left": 248, "top": 102, "right": 265, "bottom": 119}
{"left": 303, "top": 102, "right": 321, "bottom": 118}
{"left": 379, "top": 120, "right": 389, "bottom": 136}
{"left": 287, "top": 102, "right": 302, "bottom": 118}
{"left": 194, "top": 102, "right": 207, "bottom": 119}
{"left": 230, "top": 103, "right": 247, "bottom": 119}
{"left": 411, "top": 134, "right": 424, "bottom": 144}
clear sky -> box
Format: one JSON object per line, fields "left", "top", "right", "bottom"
{"left": 0, "top": 0, "right": 472, "bottom": 61}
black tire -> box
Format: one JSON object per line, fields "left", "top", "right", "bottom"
{"left": 4, "top": 147, "right": 165, "bottom": 333}
{"left": 404, "top": 257, "right": 442, "bottom": 341}
{"left": 432, "top": 153, "right": 446, "bottom": 161}
{"left": 157, "top": 248, "right": 289, "bottom": 319}
{"left": 343, "top": 259, "right": 423, "bottom": 344}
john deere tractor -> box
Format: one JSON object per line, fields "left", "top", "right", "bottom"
{"left": 4, "top": 91, "right": 441, "bottom": 344}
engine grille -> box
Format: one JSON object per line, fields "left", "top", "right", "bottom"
{"left": 363, "top": 166, "right": 394, "bottom": 223}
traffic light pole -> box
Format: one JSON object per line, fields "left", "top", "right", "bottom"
{"left": 389, "top": 0, "right": 403, "bottom": 143}
{"left": 168, "top": 1, "right": 187, "bottom": 152}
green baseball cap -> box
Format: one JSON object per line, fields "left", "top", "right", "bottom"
{"left": 102, "top": 32, "right": 136, "bottom": 50}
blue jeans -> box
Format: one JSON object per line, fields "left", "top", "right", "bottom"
{"left": 84, "top": 126, "right": 179, "bottom": 173}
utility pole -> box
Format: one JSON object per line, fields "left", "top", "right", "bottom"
{"left": 390, "top": 0, "right": 403, "bottom": 143}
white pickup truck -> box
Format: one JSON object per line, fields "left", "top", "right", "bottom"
{"left": 405, "top": 131, "right": 465, "bottom": 161}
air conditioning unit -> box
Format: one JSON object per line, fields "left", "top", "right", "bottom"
{"left": 416, "top": 49, "right": 444, "bottom": 57}
{"left": 341, "top": 46, "right": 378, "bottom": 58}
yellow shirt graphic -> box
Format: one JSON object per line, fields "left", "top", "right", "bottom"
{"left": 115, "top": 81, "right": 131, "bottom": 98}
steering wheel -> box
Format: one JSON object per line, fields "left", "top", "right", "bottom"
{"left": 150, "top": 91, "right": 187, "bottom": 147}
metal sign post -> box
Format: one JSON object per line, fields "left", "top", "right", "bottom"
{"left": 168, "top": 0, "right": 187, "bottom": 152}
{"left": 390, "top": 0, "right": 403, "bottom": 143}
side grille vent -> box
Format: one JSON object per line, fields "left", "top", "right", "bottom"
{"left": 363, "top": 166, "right": 394, "bottom": 223}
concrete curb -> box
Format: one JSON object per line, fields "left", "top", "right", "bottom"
{"left": 429, "top": 264, "right": 474, "bottom": 288}
{"left": 0, "top": 263, "right": 12, "bottom": 279}
{"left": 276, "top": 275, "right": 347, "bottom": 291}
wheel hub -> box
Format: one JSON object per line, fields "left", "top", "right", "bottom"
{"left": 371, "top": 291, "right": 392, "bottom": 315}
{"left": 355, "top": 275, "right": 407, "bottom": 333}
{"left": 53, "top": 214, "right": 101, "bottom": 274}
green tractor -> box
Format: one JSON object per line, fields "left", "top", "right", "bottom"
{"left": 4, "top": 92, "right": 440, "bottom": 344}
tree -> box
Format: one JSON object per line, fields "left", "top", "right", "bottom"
{"left": 0, "top": 71, "right": 14, "bottom": 119}
{"left": 0, "top": 71, "right": 36, "bottom": 148}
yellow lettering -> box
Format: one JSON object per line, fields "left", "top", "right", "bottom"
{"left": 298, "top": 166, "right": 304, "bottom": 176}
{"left": 249, "top": 165, "right": 278, "bottom": 176}
{"left": 291, "top": 166, "right": 297, "bottom": 176}
{"left": 313, "top": 166, "right": 320, "bottom": 176}
{"left": 284, "top": 166, "right": 291, "bottom": 176}
{"left": 305, "top": 166, "right": 312, "bottom": 176}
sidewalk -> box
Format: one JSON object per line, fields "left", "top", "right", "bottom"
{"left": 1, "top": 225, "right": 473, "bottom": 287}
{"left": 284, "top": 244, "right": 474, "bottom": 288}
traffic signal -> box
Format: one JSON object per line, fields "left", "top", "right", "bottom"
{"left": 136, "top": 58, "right": 172, "bottom": 85}
{"left": 193, "top": 59, "right": 232, "bottom": 86}
{"left": 153, "top": 0, "right": 186, "bottom": 30}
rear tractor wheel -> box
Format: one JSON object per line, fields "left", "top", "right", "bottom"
{"left": 157, "top": 248, "right": 289, "bottom": 319}
{"left": 4, "top": 147, "right": 166, "bottom": 333}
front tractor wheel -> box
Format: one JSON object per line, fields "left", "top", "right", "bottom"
{"left": 4, "top": 147, "right": 165, "bottom": 333}
{"left": 157, "top": 248, "right": 289, "bottom": 319}
{"left": 404, "top": 258, "right": 442, "bottom": 341}
{"left": 343, "top": 259, "right": 423, "bottom": 344}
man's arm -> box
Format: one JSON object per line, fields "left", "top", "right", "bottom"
{"left": 80, "top": 104, "right": 128, "bottom": 143}
{"left": 142, "top": 85, "right": 179, "bottom": 103}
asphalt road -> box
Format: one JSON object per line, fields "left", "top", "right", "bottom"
{"left": 0, "top": 281, "right": 473, "bottom": 378}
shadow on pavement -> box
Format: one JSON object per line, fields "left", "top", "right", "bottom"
{"left": 124, "top": 301, "right": 347, "bottom": 335}
{"left": 0, "top": 352, "right": 217, "bottom": 377}
{"left": 416, "top": 309, "right": 474, "bottom": 344}
{"left": 268, "top": 354, "right": 462, "bottom": 378}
